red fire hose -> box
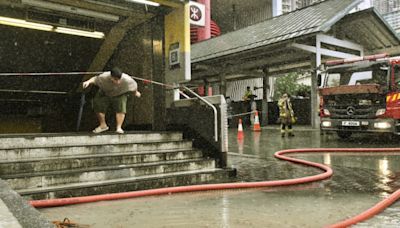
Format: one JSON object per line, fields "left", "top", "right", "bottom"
{"left": 30, "top": 148, "right": 400, "bottom": 227}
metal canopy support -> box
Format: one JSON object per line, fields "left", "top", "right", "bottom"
{"left": 220, "top": 73, "right": 227, "bottom": 97}
{"left": 291, "top": 43, "right": 359, "bottom": 59}
{"left": 291, "top": 33, "right": 364, "bottom": 59}
{"left": 314, "top": 34, "right": 322, "bottom": 129}
{"left": 310, "top": 56, "right": 319, "bottom": 129}
{"left": 261, "top": 68, "right": 269, "bottom": 126}
{"left": 316, "top": 34, "right": 364, "bottom": 56}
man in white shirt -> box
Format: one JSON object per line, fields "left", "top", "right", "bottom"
{"left": 83, "top": 67, "right": 141, "bottom": 134}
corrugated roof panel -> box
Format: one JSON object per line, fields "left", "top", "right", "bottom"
{"left": 335, "top": 8, "right": 400, "bottom": 51}
{"left": 192, "top": 0, "right": 362, "bottom": 63}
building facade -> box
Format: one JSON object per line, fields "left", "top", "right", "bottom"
{"left": 384, "top": 10, "right": 400, "bottom": 34}
{"left": 282, "top": 0, "right": 323, "bottom": 13}
{"left": 372, "top": 0, "right": 400, "bottom": 14}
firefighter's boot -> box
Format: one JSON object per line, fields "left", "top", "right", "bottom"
{"left": 281, "top": 124, "right": 286, "bottom": 137}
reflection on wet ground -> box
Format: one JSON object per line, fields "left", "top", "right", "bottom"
{"left": 40, "top": 127, "right": 400, "bottom": 227}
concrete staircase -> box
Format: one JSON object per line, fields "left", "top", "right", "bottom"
{"left": 0, "top": 132, "right": 234, "bottom": 200}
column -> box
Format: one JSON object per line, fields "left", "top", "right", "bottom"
{"left": 220, "top": 73, "right": 227, "bottom": 97}
{"left": 197, "top": 0, "right": 211, "bottom": 41}
{"left": 261, "top": 68, "right": 269, "bottom": 126}
{"left": 310, "top": 55, "right": 319, "bottom": 129}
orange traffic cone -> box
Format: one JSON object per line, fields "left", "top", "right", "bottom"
{"left": 252, "top": 110, "right": 261, "bottom": 132}
{"left": 237, "top": 118, "right": 244, "bottom": 139}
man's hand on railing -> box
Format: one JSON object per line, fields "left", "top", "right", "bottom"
{"left": 82, "top": 77, "right": 95, "bottom": 89}
{"left": 82, "top": 81, "right": 90, "bottom": 89}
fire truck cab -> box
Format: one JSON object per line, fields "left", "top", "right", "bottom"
{"left": 319, "top": 53, "right": 400, "bottom": 139}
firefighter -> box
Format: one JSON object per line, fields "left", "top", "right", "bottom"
{"left": 242, "top": 86, "right": 258, "bottom": 125}
{"left": 242, "top": 86, "right": 254, "bottom": 125}
{"left": 278, "top": 93, "right": 296, "bottom": 137}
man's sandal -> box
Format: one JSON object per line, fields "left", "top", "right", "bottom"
{"left": 115, "top": 128, "right": 124, "bottom": 134}
{"left": 92, "top": 126, "right": 109, "bottom": 133}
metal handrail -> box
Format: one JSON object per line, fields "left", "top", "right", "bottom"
{"left": 76, "top": 93, "right": 86, "bottom": 132}
{"left": 0, "top": 89, "right": 67, "bottom": 95}
{"left": 181, "top": 85, "right": 218, "bottom": 142}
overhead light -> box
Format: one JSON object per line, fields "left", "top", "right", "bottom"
{"left": 0, "top": 16, "right": 104, "bottom": 39}
{"left": 55, "top": 27, "right": 104, "bottom": 39}
{"left": 0, "top": 16, "right": 53, "bottom": 31}
{"left": 125, "top": 0, "right": 160, "bottom": 7}
{"left": 21, "top": 0, "right": 119, "bottom": 22}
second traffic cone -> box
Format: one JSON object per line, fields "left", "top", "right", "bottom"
{"left": 252, "top": 110, "right": 261, "bottom": 132}
{"left": 237, "top": 118, "right": 244, "bottom": 139}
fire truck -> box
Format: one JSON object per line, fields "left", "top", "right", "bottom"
{"left": 319, "top": 53, "right": 400, "bottom": 139}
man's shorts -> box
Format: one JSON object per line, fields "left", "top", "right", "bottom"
{"left": 93, "top": 90, "right": 129, "bottom": 113}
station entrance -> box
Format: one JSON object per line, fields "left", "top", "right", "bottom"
{"left": 0, "top": 0, "right": 188, "bottom": 133}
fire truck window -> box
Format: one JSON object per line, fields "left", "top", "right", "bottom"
{"left": 326, "top": 73, "right": 340, "bottom": 87}
{"left": 395, "top": 65, "right": 400, "bottom": 86}
{"left": 371, "top": 66, "right": 387, "bottom": 85}
{"left": 339, "top": 72, "right": 352, "bottom": 85}
{"left": 348, "top": 71, "right": 372, "bottom": 85}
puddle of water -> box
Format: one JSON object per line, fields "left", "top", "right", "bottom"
{"left": 41, "top": 188, "right": 381, "bottom": 228}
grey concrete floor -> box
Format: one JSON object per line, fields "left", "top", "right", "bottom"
{"left": 40, "top": 126, "right": 400, "bottom": 228}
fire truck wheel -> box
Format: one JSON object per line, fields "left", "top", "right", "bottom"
{"left": 337, "top": 131, "right": 352, "bottom": 139}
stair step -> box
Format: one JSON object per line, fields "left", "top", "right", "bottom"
{"left": 5, "top": 159, "right": 216, "bottom": 190}
{"left": 0, "top": 131, "right": 183, "bottom": 149}
{"left": 0, "top": 149, "right": 204, "bottom": 175}
{"left": 0, "top": 131, "right": 236, "bottom": 201}
{"left": 0, "top": 141, "right": 193, "bottom": 161}
{"left": 18, "top": 168, "right": 236, "bottom": 200}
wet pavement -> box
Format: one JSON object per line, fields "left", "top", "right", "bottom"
{"left": 40, "top": 126, "right": 400, "bottom": 228}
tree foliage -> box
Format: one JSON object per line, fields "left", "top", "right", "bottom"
{"left": 296, "top": 83, "right": 311, "bottom": 97}
{"left": 273, "top": 72, "right": 311, "bottom": 100}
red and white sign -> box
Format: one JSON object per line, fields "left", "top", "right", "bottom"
{"left": 189, "top": 1, "right": 205, "bottom": 27}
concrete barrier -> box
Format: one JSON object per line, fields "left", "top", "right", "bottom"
{"left": 0, "top": 179, "right": 53, "bottom": 228}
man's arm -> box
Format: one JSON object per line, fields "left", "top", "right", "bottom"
{"left": 82, "top": 77, "right": 96, "bottom": 89}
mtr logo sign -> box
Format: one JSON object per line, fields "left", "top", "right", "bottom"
{"left": 189, "top": 1, "right": 205, "bottom": 27}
